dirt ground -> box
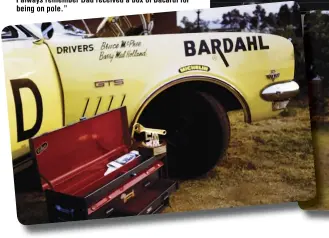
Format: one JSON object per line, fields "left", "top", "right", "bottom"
{"left": 14, "top": 105, "right": 316, "bottom": 225}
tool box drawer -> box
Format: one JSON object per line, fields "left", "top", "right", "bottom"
{"left": 88, "top": 179, "right": 178, "bottom": 219}
{"left": 88, "top": 178, "right": 178, "bottom": 219}
{"left": 46, "top": 158, "right": 168, "bottom": 222}
{"left": 87, "top": 166, "right": 165, "bottom": 219}
{"left": 115, "top": 179, "right": 178, "bottom": 216}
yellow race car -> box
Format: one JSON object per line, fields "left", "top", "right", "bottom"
{"left": 2, "top": 14, "right": 299, "bottom": 179}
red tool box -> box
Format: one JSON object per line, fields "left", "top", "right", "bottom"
{"left": 29, "top": 107, "right": 178, "bottom": 222}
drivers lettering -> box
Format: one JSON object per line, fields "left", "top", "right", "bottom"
{"left": 57, "top": 44, "right": 94, "bottom": 54}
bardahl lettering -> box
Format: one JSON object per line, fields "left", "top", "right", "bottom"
{"left": 57, "top": 44, "right": 94, "bottom": 54}
{"left": 184, "top": 36, "right": 270, "bottom": 67}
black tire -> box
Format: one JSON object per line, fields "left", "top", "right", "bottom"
{"left": 137, "top": 90, "right": 230, "bottom": 179}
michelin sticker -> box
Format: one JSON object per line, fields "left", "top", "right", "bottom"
{"left": 179, "top": 65, "right": 210, "bottom": 73}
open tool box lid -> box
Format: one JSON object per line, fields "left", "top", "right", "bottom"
{"left": 29, "top": 107, "right": 153, "bottom": 201}
{"left": 30, "top": 107, "right": 177, "bottom": 221}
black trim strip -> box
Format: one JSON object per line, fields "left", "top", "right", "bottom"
{"left": 94, "top": 97, "right": 102, "bottom": 116}
{"left": 15, "top": 25, "right": 34, "bottom": 38}
{"left": 120, "top": 94, "right": 126, "bottom": 107}
{"left": 108, "top": 95, "right": 114, "bottom": 111}
{"left": 42, "top": 41, "right": 67, "bottom": 127}
{"left": 82, "top": 98, "right": 90, "bottom": 117}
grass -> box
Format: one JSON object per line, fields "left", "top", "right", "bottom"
{"left": 164, "top": 106, "right": 316, "bottom": 213}
{"left": 15, "top": 104, "right": 318, "bottom": 224}
{"left": 299, "top": 115, "right": 329, "bottom": 210}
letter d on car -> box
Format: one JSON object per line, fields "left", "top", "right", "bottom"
{"left": 11, "top": 79, "right": 43, "bottom": 142}
{"left": 56, "top": 47, "right": 63, "bottom": 54}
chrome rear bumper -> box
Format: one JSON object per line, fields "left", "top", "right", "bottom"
{"left": 261, "top": 81, "right": 299, "bottom": 102}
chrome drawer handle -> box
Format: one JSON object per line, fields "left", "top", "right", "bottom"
{"left": 105, "top": 208, "right": 114, "bottom": 217}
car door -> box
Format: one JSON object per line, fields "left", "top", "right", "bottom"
{"left": 2, "top": 25, "right": 63, "bottom": 166}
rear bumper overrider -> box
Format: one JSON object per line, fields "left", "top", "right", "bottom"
{"left": 261, "top": 81, "right": 299, "bottom": 102}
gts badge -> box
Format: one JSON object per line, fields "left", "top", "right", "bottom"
{"left": 36, "top": 142, "right": 48, "bottom": 155}
{"left": 184, "top": 36, "right": 270, "bottom": 67}
{"left": 94, "top": 79, "right": 124, "bottom": 88}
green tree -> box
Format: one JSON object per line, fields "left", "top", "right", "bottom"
{"left": 306, "top": 11, "right": 329, "bottom": 92}
{"left": 273, "top": 4, "right": 306, "bottom": 94}
{"left": 220, "top": 9, "right": 247, "bottom": 30}
{"left": 250, "top": 5, "right": 268, "bottom": 31}
{"left": 179, "top": 16, "right": 210, "bottom": 33}
{"left": 218, "top": 3, "right": 308, "bottom": 96}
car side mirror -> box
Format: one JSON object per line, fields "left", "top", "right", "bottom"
{"left": 1, "top": 29, "right": 12, "bottom": 38}
{"left": 1, "top": 26, "right": 18, "bottom": 39}
{"left": 40, "top": 22, "right": 54, "bottom": 40}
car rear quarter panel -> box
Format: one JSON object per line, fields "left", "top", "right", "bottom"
{"left": 47, "top": 32, "right": 295, "bottom": 126}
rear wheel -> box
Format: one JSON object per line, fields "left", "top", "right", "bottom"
{"left": 136, "top": 89, "right": 230, "bottom": 179}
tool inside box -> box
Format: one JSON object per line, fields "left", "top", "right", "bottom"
{"left": 51, "top": 146, "right": 142, "bottom": 197}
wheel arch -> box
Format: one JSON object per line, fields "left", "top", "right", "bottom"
{"left": 130, "top": 75, "right": 251, "bottom": 135}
